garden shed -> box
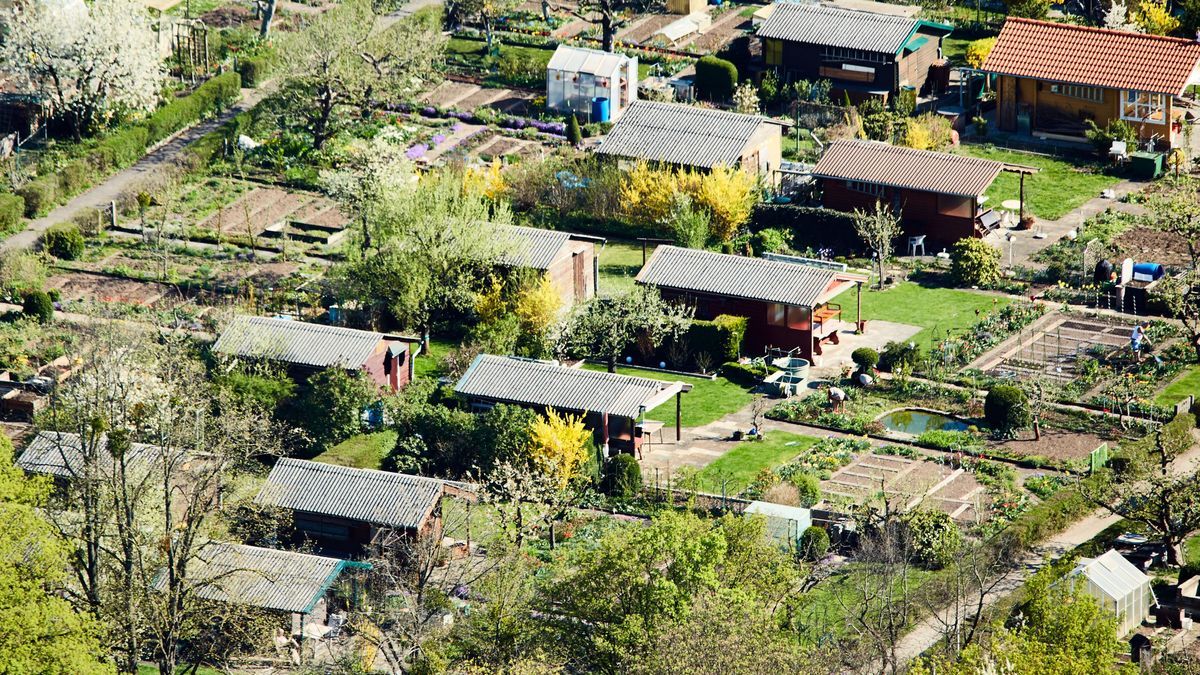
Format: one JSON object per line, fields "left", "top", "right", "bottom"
{"left": 636, "top": 245, "right": 868, "bottom": 362}
{"left": 546, "top": 45, "right": 637, "bottom": 122}
{"left": 1070, "top": 549, "right": 1156, "bottom": 637}
{"left": 745, "top": 501, "right": 812, "bottom": 549}
{"left": 255, "top": 459, "right": 446, "bottom": 556}
{"left": 213, "top": 316, "right": 422, "bottom": 392}
{"left": 454, "top": 354, "right": 690, "bottom": 456}
{"left": 495, "top": 224, "right": 602, "bottom": 306}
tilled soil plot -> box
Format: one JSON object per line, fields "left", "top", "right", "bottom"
{"left": 1113, "top": 225, "right": 1193, "bottom": 267}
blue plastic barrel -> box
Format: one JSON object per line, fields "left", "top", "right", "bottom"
{"left": 1132, "top": 262, "right": 1164, "bottom": 280}
{"left": 591, "top": 97, "right": 610, "bottom": 123}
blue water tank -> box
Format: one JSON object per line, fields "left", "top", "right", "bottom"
{"left": 1132, "top": 262, "right": 1164, "bottom": 281}
{"left": 591, "top": 97, "right": 610, "bottom": 123}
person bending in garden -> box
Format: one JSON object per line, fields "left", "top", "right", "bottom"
{"left": 1130, "top": 321, "right": 1150, "bottom": 363}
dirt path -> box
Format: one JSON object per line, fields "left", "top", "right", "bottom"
{"left": 4, "top": 83, "right": 277, "bottom": 254}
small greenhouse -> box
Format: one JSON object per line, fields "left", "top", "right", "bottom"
{"left": 546, "top": 45, "right": 637, "bottom": 123}
{"left": 744, "top": 501, "right": 812, "bottom": 550}
{"left": 1070, "top": 550, "right": 1156, "bottom": 636}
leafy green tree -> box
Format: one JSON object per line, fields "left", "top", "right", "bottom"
{"left": 474, "top": 403, "right": 538, "bottom": 472}
{"left": 280, "top": 0, "right": 444, "bottom": 148}
{"left": 606, "top": 453, "right": 642, "bottom": 498}
{"left": 543, "top": 511, "right": 799, "bottom": 672}
{"left": 792, "top": 472, "right": 821, "bottom": 507}
{"left": 557, "top": 286, "right": 693, "bottom": 372}
{"left": 1004, "top": 0, "right": 1052, "bottom": 18}
{"left": 1083, "top": 413, "right": 1200, "bottom": 567}
{"left": 330, "top": 169, "right": 516, "bottom": 333}
{"left": 566, "top": 113, "right": 582, "bottom": 146}
{"left": 663, "top": 192, "right": 710, "bottom": 249}
{"left": 694, "top": 56, "right": 738, "bottom": 101}
{"left": 900, "top": 508, "right": 962, "bottom": 569}
{"left": 950, "top": 238, "right": 1002, "bottom": 287}
{"left": 294, "top": 368, "right": 377, "bottom": 450}
{"left": 0, "top": 436, "right": 112, "bottom": 674}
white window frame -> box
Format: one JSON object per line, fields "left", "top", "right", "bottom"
{"left": 1121, "top": 90, "right": 1166, "bottom": 124}
{"left": 846, "top": 180, "right": 885, "bottom": 196}
{"left": 1055, "top": 84, "right": 1103, "bottom": 103}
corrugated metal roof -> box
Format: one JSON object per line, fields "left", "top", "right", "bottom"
{"left": 596, "top": 100, "right": 769, "bottom": 169}
{"left": 163, "top": 542, "right": 347, "bottom": 614}
{"left": 17, "top": 431, "right": 163, "bottom": 478}
{"left": 213, "top": 316, "right": 400, "bottom": 370}
{"left": 1073, "top": 550, "right": 1151, "bottom": 602}
{"left": 256, "top": 459, "right": 444, "bottom": 531}
{"left": 496, "top": 224, "right": 572, "bottom": 270}
{"left": 636, "top": 245, "right": 840, "bottom": 307}
{"left": 811, "top": 140, "right": 1004, "bottom": 197}
{"left": 455, "top": 355, "right": 676, "bottom": 418}
{"left": 757, "top": 3, "right": 921, "bottom": 53}
{"left": 983, "top": 18, "right": 1200, "bottom": 95}
{"left": 547, "top": 44, "right": 630, "bottom": 77}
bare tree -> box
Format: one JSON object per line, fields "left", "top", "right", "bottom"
{"left": 852, "top": 201, "right": 903, "bottom": 290}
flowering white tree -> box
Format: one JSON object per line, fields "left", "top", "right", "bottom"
{"left": 1103, "top": 0, "right": 1138, "bottom": 31}
{"left": 1, "top": 0, "right": 162, "bottom": 138}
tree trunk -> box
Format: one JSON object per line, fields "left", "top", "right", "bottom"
{"left": 602, "top": 13, "right": 615, "bottom": 52}
{"left": 484, "top": 18, "right": 494, "bottom": 53}
{"left": 1033, "top": 418, "right": 1041, "bottom": 441}
{"left": 259, "top": 0, "right": 276, "bottom": 39}
{"left": 1166, "top": 536, "right": 1184, "bottom": 568}
{"left": 607, "top": 354, "right": 617, "bottom": 373}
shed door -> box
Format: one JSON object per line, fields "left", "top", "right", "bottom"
{"left": 572, "top": 251, "right": 586, "bottom": 302}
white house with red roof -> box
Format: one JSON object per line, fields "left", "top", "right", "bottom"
{"left": 983, "top": 18, "right": 1200, "bottom": 146}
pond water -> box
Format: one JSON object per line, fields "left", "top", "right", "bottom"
{"left": 878, "top": 409, "right": 970, "bottom": 435}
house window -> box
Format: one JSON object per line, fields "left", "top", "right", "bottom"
{"left": 766, "top": 39, "right": 782, "bottom": 66}
{"left": 821, "top": 45, "right": 888, "bottom": 64}
{"left": 1122, "top": 90, "right": 1166, "bottom": 124}
{"left": 1054, "top": 84, "right": 1103, "bottom": 103}
{"left": 786, "top": 306, "right": 811, "bottom": 331}
{"left": 847, "top": 180, "right": 885, "bottom": 196}
{"left": 768, "top": 303, "right": 786, "bottom": 326}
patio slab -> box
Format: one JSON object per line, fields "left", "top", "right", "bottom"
{"left": 811, "top": 320, "right": 922, "bottom": 377}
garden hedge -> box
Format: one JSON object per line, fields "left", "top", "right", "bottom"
{"left": 145, "top": 71, "right": 242, "bottom": 144}
{"left": 750, "top": 204, "right": 860, "bottom": 253}
{"left": 0, "top": 193, "right": 25, "bottom": 234}
{"left": 720, "top": 361, "right": 767, "bottom": 387}
{"left": 43, "top": 223, "right": 84, "bottom": 260}
{"left": 22, "top": 290, "right": 53, "bottom": 323}
{"left": 686, "top": 314, "right": 747, "bottom": 364}
{"left": 15, "top": 72, "right": 244, "bottom": 220}
{"left": 694, "top": 56, "right": 738, "bottom": 101}
{"left": 237, "top": 54, "right": 276, "bottom": 88}
{"left": 16, "top": 178, "right": 58, "bottom": 218}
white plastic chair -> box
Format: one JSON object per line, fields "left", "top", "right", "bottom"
{"left": 907, "top": 235, "right": 926, "bottom": 257}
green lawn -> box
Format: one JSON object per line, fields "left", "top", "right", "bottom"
{"left": 955, "top": 145, "right": 1120, "bottom": 221}
{"left": 695, "top": 432, "right": 821, "bottom": 494}
{"left": 414, "top": 336, "right": 457, "bottom": 379}
{"left": 312, "top": 430, "right": 398, "bottom": 470}
{"left": 581, "top": 363, "right": 754, "bottom": 428}
{"left": 598, "top": 240, "right": 649, "bottom": 296}
{"left": 1155, "top": 365, "right": 1200, "bottom": 406}
{"left": 831, "top": 281, "right": 1012, "bottom": 351}
{"left": 793, "top": 563, "right": 936, "bottom": 643}
{"left": 941, "top": 37, "right": 972, "bottom": 66}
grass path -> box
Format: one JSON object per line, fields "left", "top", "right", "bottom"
{"left": 312, "top": 430, "right": 398, "bottom": 470}
{"left": 1156, "top": 364, "right": 1200, "bottom": 406}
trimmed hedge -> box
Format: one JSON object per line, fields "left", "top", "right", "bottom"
{"left": 16, "top": 179, "right": 58, "bottom": 218}
{"left": 721, "top": 361, "right": 767, "bottom": 387}
{"left": 686, "top": 314, "right": 747, "bottom": 363}
{"left": 694, "top": 55, "right": 738, "bottom": 101}
{"left": 43, "top": 223, "right": 84, "bottom": 260}
{"left": 0, "top": 193, "right": 25, "bottom": 234}
{"left": 22, "top": 290, "right": 53, "bottom": 323}
{"left": 15, "top": 72, "right": 243, "bottom": 219}
{"left": 237, "top": 54, "right": 275, "bottom": 88}
{"left": 145, "top": 71, "right": 242, "bottom": 143}
{"left": 750, "top": 204, "right": 860, "bottom": 253}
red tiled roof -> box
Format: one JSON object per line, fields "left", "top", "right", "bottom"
{"left": 811, "top": 140, "right": 1004, "bottom": 197}
{"left": 982, "top": 18, "right": 1200, "bottom": 95}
